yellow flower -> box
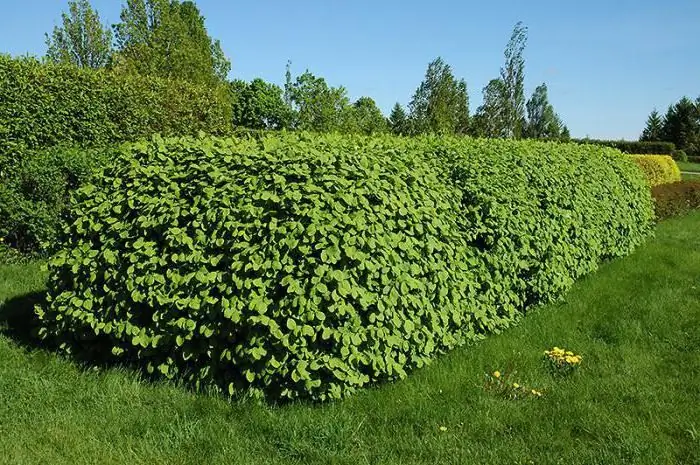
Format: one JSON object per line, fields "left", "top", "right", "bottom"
{"left": 513, "top": 383, "right": 520, "bottom": 389}
{"left": 439, "top": 426, "right": 448, "bottom": 432}
{"left": 493, "top": 371, "right": 501, "bottom": 378}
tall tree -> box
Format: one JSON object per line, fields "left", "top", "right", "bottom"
{"left": 640, "top": 109, "right": 665, "bottom": 141}
{"left": 524, "top": 83, "right": 564, "bottom": 139}
{"left": 389, "top": 103, "right": 409, "bottom": 136}
{"left": 230, "top": 78, "right": 292, "bottom": 130}
{"left": 499, "top": 22, "right": 528, "bottom": 139}
{"left": 45, "top": 0, "right": 113, "bottom": 69}
{"left": 287, "top": 70, "right": 350, "bottom": 132}
{"left": 560, "top": 125, "right": 571, "bottom": 141}
{"left": 113, "top": 0, "right": 230, "bottom": 84}
{"left": 661, "top": 97, "right": 700, "bottom": 156}
{"left": 408, "top": 57, "right": 469, "bottom": 135}
{"left": 283, "top": 60, "right": 294, "bottom": 109}
{"left": 341, "top": 97, "right": 388, "bottom": 135}
{"left": 471, "top": 78, "right": 508, "bottom": 138}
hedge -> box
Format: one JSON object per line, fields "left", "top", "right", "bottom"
{"left": 36, "top": 134, "right": 654, "bottom": 402}
{"left": 571, "top": 139, "right": 676, "bottom": 156}
{"left": 629, "top": 155, "right": 681, "bottom": 186}
{"left": 651, "top": 181, "right": 700, "bottom": 220}
{"left": 0, "top": 145, "right": 110, "bottom": 254}
{"left": 0, "top": 55, "right": 231, "bottom": 169}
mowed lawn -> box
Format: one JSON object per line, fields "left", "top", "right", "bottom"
{"left": 1, "top": 213, "right": 699, "bottom": 465}
{"left": 676, "top": 162, "right": 700, "bottom": 181}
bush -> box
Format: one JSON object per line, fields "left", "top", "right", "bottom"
{"left": 36, "top": 134, "right": 654, "bottom": 402}
{"left": 671, "top": 149, "right": 688, "bottom": 162}
{"left": 629, "top": 155, "right": 681, "bottom": 186}
{"left": 687, "top": 156, "right": 700, "bottom": 164}
{"left": 651, "top": 181, "right": 700, "bottom": 220}
{"left": 571, "top": 139, "right": 676, "bottom": 156}
{"left": 0, "top": 55, "right": 231, "bottom": 169}
{"left": 0, "top": 146, "right": 109, "bottom": 254}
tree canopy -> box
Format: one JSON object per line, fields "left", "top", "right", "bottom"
{"left": 113, "top": 0, "right": 230, "bottom": 84}
{"left": 408, "top": 57, "right": 469, "bottom": 135}
{"left": 45, "top": 0, "right": 113, "bottom": 69}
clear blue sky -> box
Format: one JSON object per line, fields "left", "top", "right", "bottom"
{"left": 2, "top": 0, "right": 698, "bottom": 139}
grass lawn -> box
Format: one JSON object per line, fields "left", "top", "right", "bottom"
{"left": 678, "top": 161, "right": 700, "bottom": 173}
{"left": 1, "top": 213, "right": 699, "bottom": 465}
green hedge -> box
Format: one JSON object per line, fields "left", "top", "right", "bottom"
{"left": 0, "top": 55, "right": 231, "bottom": 169}
{"left": 36, "top": 134, "right": 655, "bottom": 402}
{"left": 571, "top": 139, "right": 676, "bottom": 156}
{"left": 0, "top": 145, "right": 110, "bottom": 254}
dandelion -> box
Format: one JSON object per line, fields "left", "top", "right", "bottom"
{"left": 493, "top": 371, "right": 501, "bottom": 378}
{"left": 513, "top": 383, "right": 520, "bottom": 389}
{"left": 439, "top": 426, "right": 448, "bottom": 432}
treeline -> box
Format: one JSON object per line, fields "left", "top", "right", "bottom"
{"left": 39, "top": 1, "right": 569, "bottom": 141}
{"left": 640, "top": 97, "right": 700, "bottom": 158}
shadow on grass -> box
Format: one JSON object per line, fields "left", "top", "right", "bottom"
{"left": 0, "top": 291, "right": 261, "bottom": 404}
{"left": 0, "top": 291, "right": 47, "bottom": 348}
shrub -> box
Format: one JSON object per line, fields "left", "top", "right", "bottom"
{"left": 671, "top": 149, "right": 688, "bottom": 162}
{"left": 571, "top": 139, "right": 676, "bottom": 156}
{"left": 629, "top": 155, "right": 681, "bottom": 186}
{"left": 687, "top": 156, "right": 700, "bottom": 164}
{"left": 36, "top": 134, "right": 654, "bottom": 402}
{"left": 0, "top": 55, "right": 231, "bottom": 169}
{"left": 0, "top": 146, "right": 110, "bottom": 254}
{"left": 651, "top": 181, "right": 700, "bottom": 220}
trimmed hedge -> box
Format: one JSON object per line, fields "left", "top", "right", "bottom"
{"left": 0, "top": 55, "right": 232, "bottom": 169}
{"left": 571, "top": 139, "right": 676, "bottom": 156}
{"left": 0, "top": 146, "right": 110, "bottom": 254}
{"left": 629, "top": 155, "right": 681, "bottom": 186}
{"left": 651, "top": 181, "right": 700, "bottom": 220}
{"left": 36, "top": 134, "right": 654, "bottom": 402}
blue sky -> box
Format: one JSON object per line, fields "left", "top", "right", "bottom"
{"left": 1, "top": 0, "right": 698, "bottom": 139}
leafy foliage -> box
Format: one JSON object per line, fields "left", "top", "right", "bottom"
{"left": 629, "top": 155, "right": 681, "bottom": 186}
{"left": 287, "top": 71, "right": 350, "bottom": 132}
{"left": 113, "top": 0, "right": 230, "bottom": 84}
{"left": 524, "top": 83, "right": 565, "bottom": 140}
{"left": 0, "top": 146, "right": 108, "bottom": 254}
{"left": 0, "top": 55, "right": 231, "bottom": 169}
{"left": 45, "top": 0, "right": 113, "bottom": 69}
{"left": 474, "top": 22, "right": 529, "bottom": 139}
{"left": 408, "top": 57, "right": 469, "bottom": 135}
{"left": 651, "top": 181, "right": 700, "bottom": 220}
{"left": 341, "top": 97, "right": 388, "bottom": 135}
{"left": 471, "top": 79, "right": 509, "bottom": 138}
{"left": 230, "top": 78, "right": 292, "bottom": 130}
{"left": 37, "top": 134, "right": 654, "bottom": 402}
{"left": 571, "top": 139, "right": 676, "bottom": 156}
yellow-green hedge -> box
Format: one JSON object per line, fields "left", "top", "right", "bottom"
{"left": 629, "top": 155, "right": 681, "bottom": 186}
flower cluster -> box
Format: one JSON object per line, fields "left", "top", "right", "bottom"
{"left": 484, "top": 370, "right": 543, "bottom": 400}
{"left": 543, "top": 347, "right": 582, "bottom": 375}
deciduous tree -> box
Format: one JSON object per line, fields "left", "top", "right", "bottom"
{"left": 230, "top": 78, "right": 291, "bottom": 130}
{"left": 45, "top": 0, "right": 113, "bottom": 69}
{"left": 524, "top": 83, "right": 564, "bottom": 139}
{"left": 113, "top": 0, "right": 230, "bottom": 84}
{"left": 408, "top": 57, "right": 469, "bottom": 135}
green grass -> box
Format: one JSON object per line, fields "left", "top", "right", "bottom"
{"left": 678, "top": 161, "right": 700, "bottom": 173}
{"left": 1, "top": 213, "right": 700, "bottom": 465}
